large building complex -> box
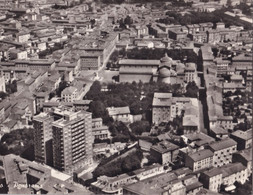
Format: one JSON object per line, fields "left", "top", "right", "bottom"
{"left": 119, "top": 53, "right": 198, "bottom": 85}
{"left": 152, "top": 93, "right": 200, "bottom": 133}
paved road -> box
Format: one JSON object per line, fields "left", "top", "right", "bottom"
{"left": 198, "top": 100, "right": 207, "bottom": 134}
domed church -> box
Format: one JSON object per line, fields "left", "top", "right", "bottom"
{"left": 119, "top": 53, "right": 199, "bottom": 85}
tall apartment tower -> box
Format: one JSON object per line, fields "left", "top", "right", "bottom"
{"left": 52, "top": 110, "right": 93, "bottom": 173}
{"left": 33, "top": 112, "right": 54, "bottom": 166}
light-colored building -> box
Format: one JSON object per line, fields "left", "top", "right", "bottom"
{"left": 208, "top": 138, "right": 237, "bottom": 167}
{"left": 107, "top": 106, "right": 132, "bottom": 123}
{"left": 61, "top": 86, "right": 78, "bottom": 102}
{"left": 91, "top": 174, "right": 137, "bottom": 195}
{"left": 92, "top": 118, "right": 110, "bottom": 140}
{"left": 185, "top": 149, "right": 214, "bottom": 172}
{"left": 221, "top": 163, "right": 248, "bottom": 189}
{"left": 200, "top": 167, "right": 223, "bottom": 193}
{"left": 123, "top": 172, "right": 186, "bottom": 195}
{"left": 119, "top": 53, "right": 198, "bottom": 85}
{"left": 0, "top": 76, "right": 6, "bottom": 92}
{"left": 52, "top": 110, "right": 93, "bottom": 174}
{"left": 16, "top": 32, "right": 31, "bottom": 43}
{"left": 119, "top": 59, "right": 159, "bottom": 83}
{"left": 78, "top": 53, "right": 101, "bottom": 70}
{"left": 152, "top": 93, "right": 200, "bottom": 132}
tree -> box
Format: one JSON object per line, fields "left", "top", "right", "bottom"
{"left": 185, "top": 81, "right": 199, "bottom": 98}
{"left": 130, "top": 121, "right": 151, "bottom": 135}
{"left": 88, "top": 100, "right": 108, "bottom": 119}
{"left": 0, "top": 128, "right": 34, "bottom": 160}
{"left": 56, "top": 80, "right": 68, "bottom": 97}
{"left": 0, "top": 92, "right": 7, "bottom": 100}
{"left": 124, "top": 15, "right": 133, "bottom": 25}
{"left": 6, "top": 80, "right": 17, "bottom": 94}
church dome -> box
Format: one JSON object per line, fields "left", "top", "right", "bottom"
{"left": 160, "top": 53, "right": 173, "bottom": 67}
{"left": 159, "top": 67, "right": 176, "bottom": 78}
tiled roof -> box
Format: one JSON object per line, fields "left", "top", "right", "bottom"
{"left": 203, "top": 167, "right": 222, "bottom": 177}
{"left": 119, "top": 59, "right": 160, "bottom": 65}
{"left": 221, "top": 163, "right": 246, "bottom": 178}
{"left": 231, "top": 129, "right": 252, "bottom": 141}
{"left": 209, "top": 138, "right": 237, "bottom": 151}
{"left": 188, "top": 149, "right": 213, "bottom": 162}
{"left": 61, "top": 86, "right": 77, "bottom": 95}
{"left": 107, "top": 106, "right": 130, "bottom": 116}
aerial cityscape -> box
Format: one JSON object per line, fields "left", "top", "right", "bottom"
{"left": 0, "top": 0, "right": 252, "bottom": 194}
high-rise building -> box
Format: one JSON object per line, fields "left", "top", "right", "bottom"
{"left": 33, "top": 112, "right": 54, "bottom": 166}
{"left": 52, "top": 110, "right": 93, "bottom": 173}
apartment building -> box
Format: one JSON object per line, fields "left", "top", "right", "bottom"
{"left": 200, "top": 167, "right": 223, "bottom": 193}
{"left": 185, "top": 149, "right": 214, "bottom": 172}
{"left": 33, "top": 112, "right": 54, "bottom": 166}
{"left": 52, "top": 110, "right": 93, "bottom": 173}
{"left": 207, "top": 138, "right": 237, "bottom": 167}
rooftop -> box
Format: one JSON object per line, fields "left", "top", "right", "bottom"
{"left": 221, "top": 163, "right": 246, "bottom": 178}
{"left": 231, "top": 129, "right": 252, "bottom": 141}
{"left": 124, "top": 172, "right": 179, "bottom": 195}
{"left": 107, "top": 106, "right": 130, "bottom": 116}
{"left": 119, "top": 59, "right": 160, "bottom": 66}
{"left": 235, "top": 148, "right": 252, "bottom": 162}
{"left": 203, "top": 167, "right": 222, "bottom": 177}
{"left": 208, "top": 138, "right": 237, "bottom": 151}
{"left": 61, "top": 86, "right": 77, "bottom": 95}
{"left": 188, "top": 149, "right": 213, "bottom": 162}
{"left": 151, "top": 140, "right": 179, "bottom": 154}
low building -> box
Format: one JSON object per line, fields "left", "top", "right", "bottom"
{"left": 0, "top": 154, "right": 93, "bottom": 194}
{"left": 150, "top": 140, "right": 180, "bottom": 165}
{"left": 0, "top": 76, "right": 6, "bottom": 92}
{"left": 133, "top": 164, "right": 166, "bottom": 181}
{"left": 123, "top": 172, "right": 186, "bottom": 195}
{"left": 200, "top": 167, "right": 223, "bottom": 193}
{"left": 34, "top": 92, "right": 49, "bottom": 113}
{"left": 183, "top": 175, "right": 203, "bottom": 195}
{"left": 91, "top": 174, "right": 137, "bottom": 195}
{"left": 222, "top": 83, "right": 246, "bottom": 93}
{"left": 138, "top": 139, "right": 152, "bottom": 152}
{"left": 185, "top": 149, "right": 214, "bottom": 172}
{"left": 92, "top": 118, "right": 110, "bottom": 140}
{"left": 230, "top": 129, "right": 252, "bottom": 150}
{"left": 210, "top": 126, "right": 229, "bottom": 140}
{"left": 73, "top": 100, "right": 91, "bottom": 111}
{"left": 61, "top": 86, "right": 78, "bottom": 102}
{"left": 232, "top": 148, "right": 252, "bottom": 177}
{"left": 107, "top": 106, "right": 132, "bottom": 123}
{"left": 119, "top": 59, "right": 159, "bottom": 83}
{"left": 207, "top": 138, "right": 237, "bottom": 167}
{"left": 181, "top": 133, "right": 215, "bottom": 149}
{"left": 221, "top": 163, "right": 248, "bottom": 190}
{"left": 0, "top": 101, "right": 12, "bottom": 123}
